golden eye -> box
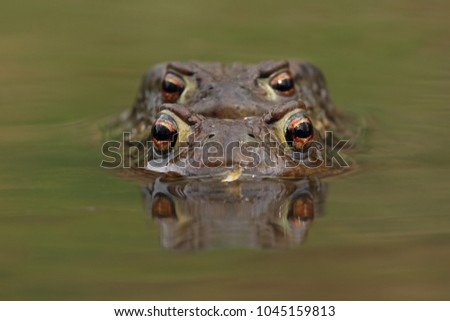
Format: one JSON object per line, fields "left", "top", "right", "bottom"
{"left": 285, "top": 113, "right": 314, "bottom": 151}
{"left": 151, "top": 114, "right": 178, "bottom": 155}
{"left": 269, "top": 71, "right": 295, "bottom": 96}
{"left": 161, "top": 72, "right": 185, "bottom": 102}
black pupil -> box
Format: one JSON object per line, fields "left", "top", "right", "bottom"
{"left": 273, "top": 78, "right": 293, "bottom": 92}
{"left": 294, "top": 122, "right": 313, "bottom": 138}
{"left": 285, "top": 121, "right": 313, "bottom": 144}
{"left": 162, "top": 80, "right": 183, "bottom": 93}
{"left": 152, "top": 123, "right": 178, "bottom": 147}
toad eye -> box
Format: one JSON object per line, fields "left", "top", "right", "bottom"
{"left": 285, "top": 113, "right": 314, "bottom": 151}
{"left": 270, "top": 71, "right": 295, "bottom": 96}
{"left": 161, "top": 72, "right": 185, "bottom": 102}
{"left": 151, "top": 114, "right": 178, "bottom": 155}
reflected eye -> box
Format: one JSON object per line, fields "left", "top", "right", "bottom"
{"left": 288, "top": 194, "right": 314, "bottom": 225}
{"left": 285, "top": 113, "right": 314, "bottom": 151}
{"left": 151, "top": 114, "right": 178, "bottom": 155}
{"left": 151, "top": 194, "right": 177, "bottom": 220}
{"left": 161, "top": 72, "right": 185, "bottom": 102}
{"left": 270, "top": 71, "right": 295, "bottom": 96}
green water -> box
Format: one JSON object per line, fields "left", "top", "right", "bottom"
{"left": 1, "top": 0, "right": 449, "bottom": 300}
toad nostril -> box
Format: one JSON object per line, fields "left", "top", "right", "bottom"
{"left": 207, "top": 133, "right": 216, "bottom": 139}
{"left": 247, "top": 133, "right": 255, "bottom": 139}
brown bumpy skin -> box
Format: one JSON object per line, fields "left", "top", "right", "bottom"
{"left": 117, "top": 60, "right": 351, "bottom": 178}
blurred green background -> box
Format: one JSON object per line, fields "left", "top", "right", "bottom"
{"left": 1, "top": 0, "right": 449, "bottom": 299}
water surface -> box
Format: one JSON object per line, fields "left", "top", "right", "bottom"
{"left": 1, "top": 0, "right": 449, "bottom": 300}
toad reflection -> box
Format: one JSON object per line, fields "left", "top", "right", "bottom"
{"left": 141, "top": 177, "right": 327, "bottom": 249}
